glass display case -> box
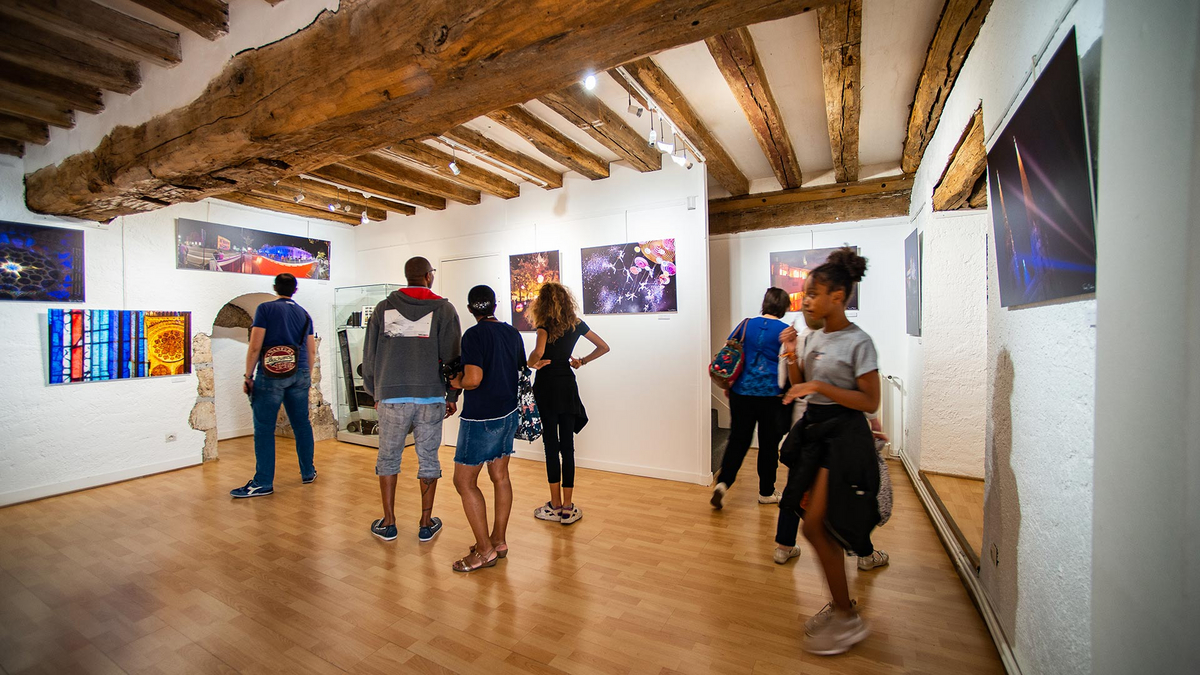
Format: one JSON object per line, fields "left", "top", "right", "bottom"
{"left": 333, "top": 284, "right": 408, "bottom": 448}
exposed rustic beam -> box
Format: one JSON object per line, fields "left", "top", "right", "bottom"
{"left": 0, "top": 139, "right": 24, "bottom": 158}
{"left": 282, "top": 176, "right": 416, "bottom": 216}
{"left": 127, "top": 0, "right": 228, "bottom": 41}
{"left": 615, "top": 59, "right": 749, "bottom": 196}
{"left": 24, "top": 0, "right": 839, "bottom": 220}
{"left": 0, "top": 17, "right": 141, "bottom": 95}
{"left": 817, "top": 0, "right": 862, "bottom": 183}
{"left": 0, "top": 0, "right": 180, "bottom": 68}
{"left": 340, "top": 153, "right": 481, "bottom": 206}
{"left": 441, "top": 126, "right": 564, "bottom": 190}
{"left": 487, "top": 106, "right": 610, "bottom": 180}
{"left": 388, "top": 140, "right": 520, "bottom": 199}
{"left": 539, "top": 84, "right": 661, "bottom": 173}
{"left": 902, "top": 0, "right": 994, "bottom": 174}
{"left": 708, "top": 175, "right": 913, "bottom": 234}
{"left": 706, "top": 28, "right": 803, "bottom": 189}
{"left": 307, "top": 165, "right": 447, "bottom": 211}
{"left": 215, "top": 191, "right": 360, "bottom": 225}
{"left": 0, "top": 62, "right": 104, "bottom": 114}
{"left": 0, "top": 90, "right": 75, "bottom": 129}
{"left": 248, "top": 182, "right": 388, "bottom": 221}
{"left": 967, "top": 174, "right": 988, "bottom": 209}
{"left": 932, "top": 106, "right": 987, "bottom": 211}
{"left": 0, "top": 113, "right": 49, "bottom": 145}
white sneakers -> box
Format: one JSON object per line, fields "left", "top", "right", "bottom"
{"left": 803, "top": 605, "right": 870, "bottom": 655}
{"left": 773, "top": 545, "right": 801, "bottom": 564}
{"left": 858, "top": 549, "right": 890, "bottom": 570}
{"left": 757, "top": 490, "right": 782, "bottom": 504}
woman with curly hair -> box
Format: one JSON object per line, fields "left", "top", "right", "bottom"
{"left": 525, "top": 282, "right": 610, "bottom": 525}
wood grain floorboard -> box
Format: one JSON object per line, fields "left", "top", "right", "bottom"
{"left": 923, "top": 474, "right": 985, "bottom": 561}
{"left": 0, "top": 438, "right": 1002, "bottom": 674}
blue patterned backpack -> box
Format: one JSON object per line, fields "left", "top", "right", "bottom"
{"left": 709, "top": 319, "right": 749, "bottom": 390}
{"left": 514, "top": 366, "right": 542, "bottom": 441}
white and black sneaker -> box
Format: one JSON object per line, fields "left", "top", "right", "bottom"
{"left": 858, "top": 550, "right": 889, "bottom": 570}
{"left": 230, "top": 481, "right": 273, "bottom": 498}
{"left": 371, "top": 519, "right": 398, "bottom": 541}
{"left": 710, "top": 482, "right": 728, "bottom": 509}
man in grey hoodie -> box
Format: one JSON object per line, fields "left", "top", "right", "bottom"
{"left": 363, "top": 256, "right": 462, "bottom": 542}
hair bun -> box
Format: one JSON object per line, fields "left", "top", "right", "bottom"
{"left": 827, "top": 246, "right": 868, "bottom": 282}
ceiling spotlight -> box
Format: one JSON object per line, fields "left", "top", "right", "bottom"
{"left": 672, "top": 148, "right": 693, "bottom": 170}
{"left": 449, "top": 160, "right": 461, "bottom": 176}
{"left": 583, "top": 74, "right": 597, "bottom": 91}
{"left": 655, "top": 120, "right": 674, "bottom": 154}
{"left": 293, "top": 192, "right": 305, "bottom": 203}
{"left": 327, "top": 202, "right": 337, "bottom": 212}
{"left": 360, "top": 211, "right": 369, "bottom": 226}
{"left": 647, "top": 111, "right": 657, "bottom": 148}
{"left": 627, "top": 93, "right": 643, "bottom": 117}
{"left": 343, "top": 204, "right": 352, "bottom": 213}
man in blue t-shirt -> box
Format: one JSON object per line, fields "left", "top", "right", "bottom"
{"left": 230, "top": 273, "right": 318, "bottom": 498}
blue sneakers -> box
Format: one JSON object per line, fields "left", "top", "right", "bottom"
{"left": 418, "top": 517, "right": 443, "bottom": 542}
{"left": 301, "top": 471, "right": 317, "bottom": 484}
{"left": 371, "top": 519, "right": 398, "bottom": 541}
{"left": 230, "top": 481, "right": 273, "bottom": 498}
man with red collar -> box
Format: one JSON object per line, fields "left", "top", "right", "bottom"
{"left": 363, "top": 257, "right": 462, "bottom": 542}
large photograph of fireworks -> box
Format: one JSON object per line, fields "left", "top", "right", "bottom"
{"left": 0, "top": 221, "right": 84, "bottom": 302}
{"left": 580, "top": 239, "right": 677, "bottom": 315}
{"left": 509, "top": 250, "right": 560, "bottom": 331}
{"left": 987, "top": 30, "right": 1096, "bottom": 308}
{"left": 176, "top": 218, "right": 331, "bottom": 280}
{"left": 770, "top": 246, "right": 859, "bottom": 312}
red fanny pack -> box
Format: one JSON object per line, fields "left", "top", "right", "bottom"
{"left": 261, "top": 313, "right": 311, "bottom": 378}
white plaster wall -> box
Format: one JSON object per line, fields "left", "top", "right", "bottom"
{"left": 1091, "top": 0, "right": 1200, "bottom": 671}
{"left": 708, "top": 217, "right": 911, "bottom": 448}
{"left": 0, "top": 158, "right": 356, "bottom": 506}
{"left": 355, "top": 162, "right": 712, "bottom": 484}
{"left": 904, "top": 1, "right": 1105, "bottom": 672}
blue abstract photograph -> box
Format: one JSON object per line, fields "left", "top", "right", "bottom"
{"left": 0, "top": 221, "right": 85, "bottom": 302}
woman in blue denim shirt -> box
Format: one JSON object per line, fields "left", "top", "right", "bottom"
{"left": 711, "top": 288, "right": 791, "bottom": 509}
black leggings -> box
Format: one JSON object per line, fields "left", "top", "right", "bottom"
{"left": 717, "top": 393, "right": 785, "bottom": 496}
{"left": 543, "top": 413, "right": 576, "bottom": 488}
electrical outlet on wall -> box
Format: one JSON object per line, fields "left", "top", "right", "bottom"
{"left": 165, "top": 433, "right": 177, "bottom": 443}
{"left": 990, "top": 543, "right": 1000, "bottom": 567}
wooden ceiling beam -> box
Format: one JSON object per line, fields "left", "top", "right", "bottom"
{"left": 933, "top": 106, "right": 987, "bottom": 211}
{"left": 388, "top": 140, "right": 520, "bottom": 199}
{"left": 539, "top": 83, "right": 662, "bottom": 173}
{"left": 817, "top": 0, "right": 863, "bottom": 183}
{"left": 901, "top": 0, "right": 994, "bottom": 174}
{"left": 0, "top": 113, "right": 50, "bottom": 145}
{"left": 0, "top": 139, "right": 24, "bottom": 158}
{"left": 0, "top": 62, "right": 104, "bottom": 114}
{"left": 127, "top": 0, "right": 228, "bottom": 41}
{"left": 0, "top": 0, "right": 181, "bottom": 68}
{"left": 0, "top": 16, "right": 142, "bottom": 95}
{"left": 307, "top": 165, "right": 447, "bottom": 211}
{"left": 706, "top": 27, "right": 803, "bottom": 189}
{"left": 0, "top": 90, "right": 75, "bottom": 129}
{"left": 441, "top": 126, "right": 564, "bottom": 190}
{"left": 967, "top": 174, "right": 988, "bottom": 209}
{"left": 23, "top": 0, "right": 840, "bottom": 220}
{"left": 281, "top": 177, "right": 416, "bottom": 216}
{"left": 709, "top": 176, "right": 913, "bottom": 234}
{"left": 615, "top": 59, "right": 750, "bottom": 196}
{"left": 215, "top": 192, "right": 361, "bottom": 225}
{"left": 487, "top": 105, "right": 610, "bottom": 180}
{"left": 247, "top": 182, "right": 388, "bottom": 221}
{"left": 340, "top": 153, "right": 481, "bottom": 206}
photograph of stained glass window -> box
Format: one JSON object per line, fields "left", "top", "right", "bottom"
{"left": 176, "top": 218, "right": 331, "bottom": 280}
{"left": 0, "top": 221, "right": 84, "bottom": 302}
{"left": 48, "top": 309, "right": 191, "bottom": 384}
{"left": 580, "top": 239, "right": 677, "bottom": 315}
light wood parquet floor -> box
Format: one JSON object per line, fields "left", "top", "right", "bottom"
{"left": 0, "top": 438, "right": 1003, "bottom": 674}
{"left": 924, "top": 474, "right": 985, "bottom": 561}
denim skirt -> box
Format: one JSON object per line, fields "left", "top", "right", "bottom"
{"left": 454, "top": 408, "right": 519, "bottom": 466}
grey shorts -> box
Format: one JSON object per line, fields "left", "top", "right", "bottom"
{"left": 375, "top": 401, "right": 444, "bottom": 479}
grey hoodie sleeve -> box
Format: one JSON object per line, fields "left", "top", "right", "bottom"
{"left": 440, "top": 304, "right": 463, "bottom": 403}
{"left": 362, "top": 303, "right": 381, "bottom": 399}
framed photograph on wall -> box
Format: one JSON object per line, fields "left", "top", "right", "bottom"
{"left": 509, "top": 250, "right": 560, "bottom": 331}
{"left": 769, "top": 246, "right": 860, "bottom": 312}
{"left": 175, "top": 218, "right": 331, "bottom": 280}
{"left": 0, "top": 221, "right": 85, "bottom": 302}
{"left": 905, "top": 229, "right": 921, "bottom": 336}
{"left": 580, "top": 239, "right": 677, "bottom": 315}
{"left": 48, "top": 309, "right": 192, "bottom": 384}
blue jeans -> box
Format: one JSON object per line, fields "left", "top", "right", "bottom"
{"left": 251, "top": 368, "right": 315, "bottom": 486}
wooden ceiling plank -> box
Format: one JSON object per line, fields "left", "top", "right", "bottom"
{"left": 0, "top": 0, "right": 181, "bottom": 67}
{"left": 706, "top": 27, "right": 803, "bottom": 189}
{"left": 308, "top": 165, "right": 447, "bottom": 211}
{"left": 0, "top": 16, "right": 142, "bottom": 95}
{"left": 281, "top": 176, "right": 416, "bottom": 216}
{"left": 539, "top": 83, "right": 661, "bottom": 173}
{"left": 341, "top": 153, "right": 481, "bottom": 205}
{"left": 901, "top": 0, "right": 994, "bottom": 174}
{"left": 127, "top": 0, "right": 228, "bottom": 41}
{"left": 215, "top": 191, "right": 361, "bottom": 225}
{"left": 933, "top": 107, "right": 987, "bottom": 211}
{"left": 487, "top": 105, "right": 609, "bottom": 180}
{"left": 0, "top": 62, "right": 104, "bottom": 114}
{"left": 709, "top": 176, "right": 912, "bottom": 234}
{"left": 441, "top": 126, "right": 564, "bottom": 190}
{"left": 387, "top": 141, "right": 520, "bottom": 199}
{"left": 0, "top": 90, "right": 75, "bottom": 129}
{"left": 617, "top": 59, "right": 750, "bottom": 196}
{"left": 817, "top": 0, "right": 863, "bottom": 183}
{"left": 0, "top": 113, "right": 50, "bottom": 145}
{"left": 248, "top": 183, "right": 388, "bottom": 221}
{"left": 23, "top": 0, "right": 841, "bottom": 220}
{"left": 0, "top": 139, "right": 24, "bottom": 158}
{"left": 967, "top": 174, "right": 988, "bottom": 209}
